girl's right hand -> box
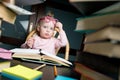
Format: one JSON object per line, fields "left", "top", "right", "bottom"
{"left": 26, "top": 38, "right": 34, "bottom": 48}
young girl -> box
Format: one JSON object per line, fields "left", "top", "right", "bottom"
{"left": 21, "top": 15, "right": 68, "bottom": 55}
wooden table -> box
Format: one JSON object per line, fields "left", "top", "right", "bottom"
{"left": 0, "top": 59, "right": 79, "bottom": 80}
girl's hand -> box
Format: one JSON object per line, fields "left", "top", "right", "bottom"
{"left": 55, "top": 22, "right": 63, "bottom": 31}
{"left": 26, "top": 37, "right": 34, "bottom": 48}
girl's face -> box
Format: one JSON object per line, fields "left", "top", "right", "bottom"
{"left": 37, "top": 21, "right": 55, "bottom": 39}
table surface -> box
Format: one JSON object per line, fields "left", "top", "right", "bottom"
{"left": 0, "top": 59, "right": 79, "bottom": 80}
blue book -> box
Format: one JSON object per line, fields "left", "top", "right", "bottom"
{"left": 55, "top": 75, "right": 77, "bottom": 80}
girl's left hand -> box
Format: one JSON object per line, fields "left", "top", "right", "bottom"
{"left": 55, "top": 22, "right": 63, "bottom": 31}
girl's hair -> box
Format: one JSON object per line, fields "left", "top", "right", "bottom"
{"left": 37, "top": 15, "right": 58, "bottom": 26}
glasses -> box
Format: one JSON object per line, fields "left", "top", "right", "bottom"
{"left": 38, "top": 16, "right": 58, "bottom": 25}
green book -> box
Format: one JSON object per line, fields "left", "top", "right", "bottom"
{"left": 75, "top": 11, "right": 120, "bottom": 32}
{"left": 1, "top": 65, "right": 43, "bottom": 80}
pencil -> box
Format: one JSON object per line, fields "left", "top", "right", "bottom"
{"left": 34, "top": 64, "right": 46, "bottom": 70}
{"left": 54, "top": 66, "right": 58, "bottom": 77}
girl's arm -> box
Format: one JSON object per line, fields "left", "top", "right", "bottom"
{"left": 55, "top": 22, "right": 68, "bottom": 47}
{"left": 21, "top": 37, "right": 35, "bottom": 48}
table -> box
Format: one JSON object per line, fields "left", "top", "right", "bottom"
{"left": 0, "top": 59, "right": 79, "bottom": 80}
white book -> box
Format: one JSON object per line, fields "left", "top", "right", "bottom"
{"left": 10, "top": 48, "right": 72, "bottom": 66}
{"left": 2, "top": 2, "right": 35, "bottom": 15}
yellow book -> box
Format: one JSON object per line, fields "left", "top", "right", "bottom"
{"left": 1, "top": 65, "right": 43, "bottom": 80}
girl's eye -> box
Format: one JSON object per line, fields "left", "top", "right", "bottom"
{"left": 43, "top": 26, "right": 47, "bottom": 28}
{"left": 50, "top": 27, "right": 54, "bottom": 31}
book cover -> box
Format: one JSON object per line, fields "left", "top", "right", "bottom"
{"left": 84, "top": 41, "right": 120, "bottom": 58}
{"left": 84, "top": 25, "right": 120, "bottom": 43}
{"left": 74, "top": 62, "right": 113, "bottom": 80}
{"left": 1, "top": 65, "right": 43, "bottom": 80}
{"left": 75, "top": 12, "right": 120, "bottom": 31}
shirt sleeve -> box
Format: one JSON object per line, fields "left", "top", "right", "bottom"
{"left": 55, "top": 30, "right": 68, "bottom": 48}
{"left": 21, "top": 35, "right": 36, "bottom": 48}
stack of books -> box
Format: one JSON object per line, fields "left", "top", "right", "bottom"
{"left": 83, "top": 24, "right": 120, "bottom": 58}
{"left": 71, "top": 1, "right": 120, "bottom": 80}
{"left": 0, "top": 48, "right": 12, "bottom": 73}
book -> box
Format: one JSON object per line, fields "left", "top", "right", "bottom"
{"left": 0, "top": 59, "right": 11, "bottom": 72}
{"left": 93, "top": 2, "right": 120, "bottom": 15}
{"left": 84, "top": 25, "right": 120, "bottom": 43}
{"left": 15, "top": 0, "right": 45, "bottom": 6}
{"left": 74, "top": 62, "right": 113, "bottom": 80}
{"left": 2, "top": 2, "right": 35, "bottom": 15}
{"left": 75, "top": 51, "right": 120, "bottom": 80}
{"left": 75, "top": 12, "right": 120, "bottom": 32}
{"left": 83, "top": 41, "right": 120, "bottom": 58}
{"left": 0, "top": 3, "right": 16, "bottom": 24}
{"left": 0, "top": 48, "right": 12, "bottom": 73}
{"left": 55, "top": 75, "right": 77, "bottom": 80}
{"left": 1, "top": 65, "right": 43, "bottom": 80}
{"left": 69, "top": 0, "right": 118, "bottom": 16}
{"left": 11, "top": 48, "right": 72, "bottom": 67}
{"left": 0, "top": 48, "right": 12, "bottom": 59}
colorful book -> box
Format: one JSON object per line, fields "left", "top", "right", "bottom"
{"left": 1, "top": 65, "right": 43, "bottom": 80}
{"left": 55, "top": 75, "right": 77, "bottom": 80}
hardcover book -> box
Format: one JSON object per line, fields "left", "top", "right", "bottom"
{"left": 74, "top": 62, "right": 113, "bottom": 80}
{"left": 75, "top": 51, "right": 119, "bottom": 80}
{"left": 83, "top": 42, "right": 120, "bottom": 58}
{"left": 2, "top": 2, "right": 35, "bottom": 15}
{"left": 0, "top": 3, "right": 16, "bottom": 24}
{"left": 84, "top": 25, "right": 120, "bottom": 43}
{"left": 75, "top": 12, "right": 120, "bottom": 31}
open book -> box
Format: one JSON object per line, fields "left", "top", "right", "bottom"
{"left": 10, "top": 48, "right": 72, "bottom": 67}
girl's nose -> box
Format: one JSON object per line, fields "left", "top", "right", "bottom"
{"left": 46, "top": 28, "right": 50, "bottom": 32}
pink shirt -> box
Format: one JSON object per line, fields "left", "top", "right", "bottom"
{"left": 21, "top": 30, "right": 68, "bottom": 55}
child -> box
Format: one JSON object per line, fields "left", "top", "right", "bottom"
{"left": 21, "top": 15, "right": 68, "bottom": 55}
